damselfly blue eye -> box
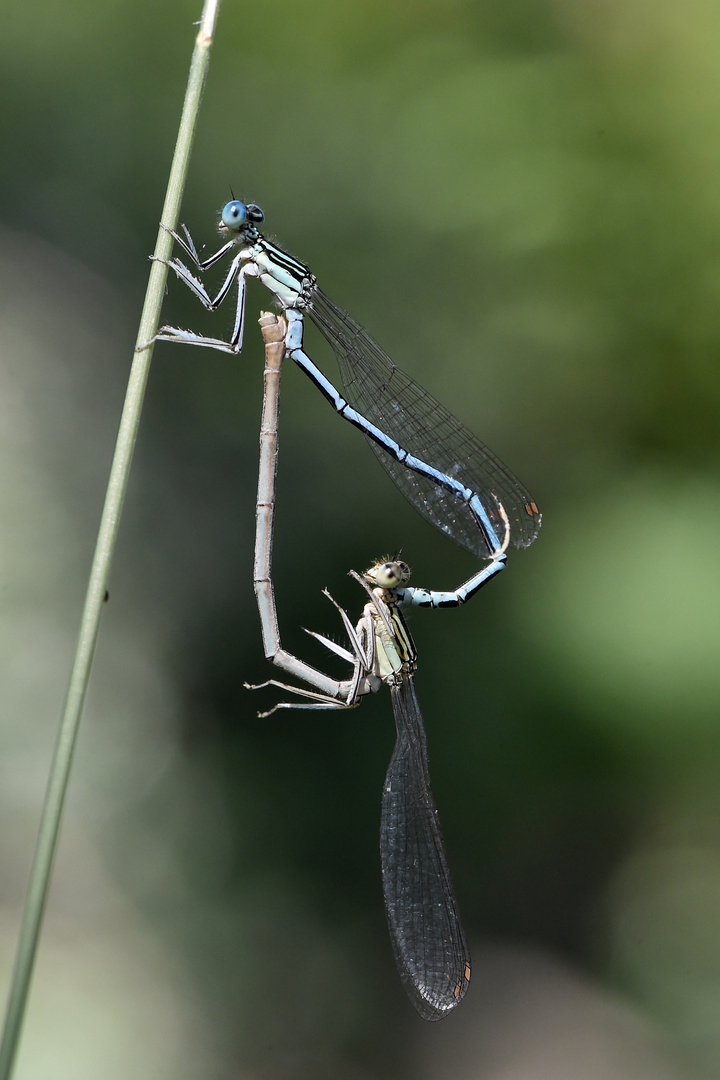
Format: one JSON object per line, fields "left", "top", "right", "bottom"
{"left": 246, "top": 203, "right": 264, "bottom": 225}
{"left": 221, "top": 201, "right": 248, "bottom": 229}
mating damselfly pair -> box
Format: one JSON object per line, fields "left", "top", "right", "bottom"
{"left": 155, "top": 201, "right": 540, "bottom": 1020}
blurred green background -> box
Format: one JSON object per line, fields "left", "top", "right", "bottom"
{"left": 1, "top": 0, "right": 719, "bottom": 1077}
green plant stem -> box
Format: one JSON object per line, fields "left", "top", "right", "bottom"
{"left": 0, "top": 2, "right": 221, "bottom": 1076}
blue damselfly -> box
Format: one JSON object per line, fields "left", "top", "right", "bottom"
{"left": 155, "top": 200, "right": 540, "bottom": 581}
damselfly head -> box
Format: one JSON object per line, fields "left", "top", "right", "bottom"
{"left": 220, "top": 200, "right": 265, "bottom": 236}
{"left": 364, "top": 559, "right": 411, "bottom": 590}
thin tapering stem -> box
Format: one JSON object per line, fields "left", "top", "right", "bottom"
{"left": 0, "top": 3, "right": 221, "bottom": 1076}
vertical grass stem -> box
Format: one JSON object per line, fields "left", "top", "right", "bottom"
{"left": 0, "top": 2, "right": 222, "bottom": 1075}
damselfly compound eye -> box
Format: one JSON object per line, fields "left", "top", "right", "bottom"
{"left": 367, "top": 560, "right": 411, "bottom": 589}
{"left": 246, "top": 203, "right": 265, "bottom": 224}
{"left": 221, "top": 201, "right": 248, "bottom": 229}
